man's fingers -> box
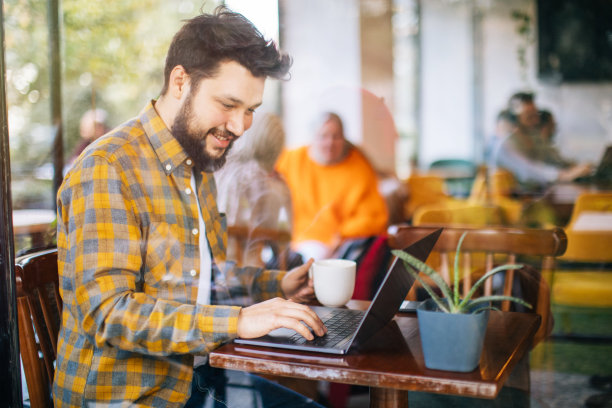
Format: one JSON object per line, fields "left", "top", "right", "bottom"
{"left": 238, "top": 298, "right": 326, "bottom": 339}
{"left": 270, "top": 300, "right": 326, "bottom": 336}
{"left": 276, "top": 317, "right": 315, "bottom": 340}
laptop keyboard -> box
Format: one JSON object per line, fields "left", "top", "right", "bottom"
{"left": 288, "top": 308, "right": 364, "bottom": 348}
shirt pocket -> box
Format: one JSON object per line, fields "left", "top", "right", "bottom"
{"left": 143, "top": 221, "right": 189, "bottom": 298}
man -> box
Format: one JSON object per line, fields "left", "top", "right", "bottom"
{"left": 54, "top": 7, "right": 326, "bottom": 408}
{"left": 535, "top": 109, "right": 576, "bottom": 168}
{"left": 490, "top": 92, "right": 592, "bottom": 188}
{"left": 276, "top": 112, "right": 388, "bottom": 260}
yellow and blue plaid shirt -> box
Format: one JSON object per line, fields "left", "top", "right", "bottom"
{"left": 54, "top": 101, "right": 286, "bottom": 407}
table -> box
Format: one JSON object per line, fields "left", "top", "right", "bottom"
{"left": 13, "top": 209, "right": 56, "bottom": 247}
{"left": 210, "top": 300, "right": 541, "bottom": 408}
{"left": 505, "top": 182, "right": 608, "bottom": 226}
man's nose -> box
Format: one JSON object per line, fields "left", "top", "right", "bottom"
{"left": 226, "top": 111, "right": 246, "bottom": 137}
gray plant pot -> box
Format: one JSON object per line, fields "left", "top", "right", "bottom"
{"left": 416, "top": 298, "right": 490, "bottom": 372}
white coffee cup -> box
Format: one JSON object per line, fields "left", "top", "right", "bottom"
{"left": 309, "top": 259, "right": 356, "bottom": 307}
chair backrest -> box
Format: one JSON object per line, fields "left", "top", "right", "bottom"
{"left": 15, "top": 248, "right": 60, "bottom": 408}
{"left": 468, "top": 167, "right": 523, "bottom": 225}
{"left": 562, "top": 192, "right": 612, "bottom": 262}
{"left": 469, "top": 167, "right": 518, "bottom": 201}
{"left": 404, "top": 173, "right": 454, "bottom": 220}
{"left": 227, "top": 225, "right": 292, "bottom": 269}
{"left": 429, "top": 159, "right": 477, "bottom": 198}
{"left": 387, "top": 225, "right": 567, "bottom": 345}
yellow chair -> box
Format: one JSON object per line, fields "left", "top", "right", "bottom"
{"left": 551, "top": 192, "right": 612, "bottom": 337}
{"left": 560, "top": 192, "right": 612, "bottom": 262}
{"left": 412, "top": 202, "right": 506, "bottom": 228}
{"left": 409, "top": 202, "right": 509, "bottom": 311}
{"left": 468, "top": 167, "right": 524, "bottom": 225}
{"left": 403, "top": 173, "right": 462, "bottom": 221}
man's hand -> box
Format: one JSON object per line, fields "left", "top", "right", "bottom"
{"left": 281, "top": 258, "right": 315, "bottom": 303}
{"left": 237, "top": 297, "right": 326, "bottom": 340}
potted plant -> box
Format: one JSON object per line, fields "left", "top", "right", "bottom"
{"left": 392, "top": 232, "right": 532, "bottom": 372}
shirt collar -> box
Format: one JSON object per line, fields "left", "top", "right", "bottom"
{"left": 139, "top": 100, "right": 193, "bottom": 175}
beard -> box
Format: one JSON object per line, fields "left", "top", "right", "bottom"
{"left": 171, "top": 94, "right": 236, "bottom": 173}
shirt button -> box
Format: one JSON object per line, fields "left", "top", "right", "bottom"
{"left": 192, "top": 228, "right": 199, "bottom": 235}
{"left": 185, "top": 187, "right": 192, "bottom": 195}
{"left": 186, "top": 159, "right": 193, "bottom": 166}
{"left": 165, "top": 164, "right": 172, "bottom": 171}
{"left": 190, "top": 269, "right": 197, "bottom": 277}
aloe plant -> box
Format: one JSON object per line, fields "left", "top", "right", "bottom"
{"left": 392, "top": 232, "right": 532, "bottom": 314}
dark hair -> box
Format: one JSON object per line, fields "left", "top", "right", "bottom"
{"left": 509, "top": 92, "right": 534, "bottom": 104}
{"left": 496, "top": 109, "right": 517, "bottom": 124}
{"left": 507, "top": 91, "right": 535, "bottom": 113}
{"left": 161, "top": 6, "right": 292, "bottom": 95}
{"left": 539, "top": 109, "right": 553, "bottom": 125}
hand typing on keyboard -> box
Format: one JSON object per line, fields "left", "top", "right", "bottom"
{"left": 290, "top": 308, "right": 363, "bottom": 347}
{"left": 237, "top": 297, "right": 327, "bottom": 340}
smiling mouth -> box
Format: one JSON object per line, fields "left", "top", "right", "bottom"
{"left": 210, "top": 129, "right": 236, "bottom": 142}
{"left": 206, "top": 129, "right": 237, "bottom": 151}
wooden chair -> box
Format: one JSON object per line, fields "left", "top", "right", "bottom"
{"left": 387, "top": 225, "right": 567, "bottom": 346}
{"left": 15, "top": 248, "right": 60, "bottom": 408}
{"left": 227, "top": 225, "right": 292, "bottom": 270}
{"left": 412, "top": 202, "right": 507, "bottom": 227}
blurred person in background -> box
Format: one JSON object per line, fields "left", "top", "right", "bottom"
{"left": 276, "top": 111, "right": 388, "bottom": 261}
{"left": 534, "top": 109, "right": 577, "bottom": 168}
{"left": 216, "top": 112, "right": 302, "bottom": 269}
{"left": 68, "top": 108, "right": 110, "bottom": 163}
{"left": 489, "top": 92, "right": 592, "bottom": 190}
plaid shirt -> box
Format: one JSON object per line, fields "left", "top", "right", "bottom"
{"left": 53, "top": 101, "right": 286, "bottom": 407}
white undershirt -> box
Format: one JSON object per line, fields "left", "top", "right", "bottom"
{"left": 192, "top": 172, "right": 212, "bottom": 305}
{"left": 191, "top": 172, "right": 212, "bottom": 367}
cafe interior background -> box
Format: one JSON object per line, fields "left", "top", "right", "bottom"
{"left": 1, "top": 0, "right": 611, "bottom": 406}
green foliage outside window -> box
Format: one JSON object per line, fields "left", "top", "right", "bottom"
{"left": 4, "top": 0, "right": 219, "bottom": 209}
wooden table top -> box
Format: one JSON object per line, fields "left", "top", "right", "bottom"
{"left": 210, "top": 300, "right": 540, "bottom": 403}
{"left": 12, "top": 209, "right": 56, "bottom": 235}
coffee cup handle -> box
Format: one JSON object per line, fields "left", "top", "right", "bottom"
{"left": 308, "top": 265, "right": 313, "bottom": 280}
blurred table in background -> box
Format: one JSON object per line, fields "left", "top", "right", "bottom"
{"left": 545, "top": 183, "right": 606, "bottom": 226}
{"left": 13, "top": 209, "right": 56, "bottom": 249}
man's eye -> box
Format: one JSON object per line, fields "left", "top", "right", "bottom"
{"left": 221, "top": 102, "right": 234, "bottom": 109}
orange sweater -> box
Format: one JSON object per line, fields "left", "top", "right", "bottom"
{"left": 276, "top": 146, "right": 388, "bottom": 247}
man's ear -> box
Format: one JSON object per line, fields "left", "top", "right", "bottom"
{"left": 168, "top": 65, "right": 190, "bottom": 100}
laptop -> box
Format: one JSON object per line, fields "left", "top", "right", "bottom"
{"left": 234, "top": 228, "right": 442, "bottom": 355}
{"left": 575, "top": 145, "right": 612, "bottom": 186}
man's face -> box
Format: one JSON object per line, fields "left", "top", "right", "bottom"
{"left": 311, "top": 118, "right": 346, "bottom": 165}
{"left": 172, "top": 61, "right": 265, "bottom": 171}
{"left": 516, "top": 101, "right": 540, "bottom": 131}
